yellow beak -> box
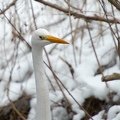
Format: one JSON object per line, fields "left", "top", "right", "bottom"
{"left": 46, "top": 35, "right": 69, "bottom": 44}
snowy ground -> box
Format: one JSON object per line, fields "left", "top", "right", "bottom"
{"left": 0, "top": 0, "right": 120, "bottom": 120}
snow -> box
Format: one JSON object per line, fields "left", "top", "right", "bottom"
{"left": 90, "top": 110, "right": 105, "bottom": 120}
{"left": 0, "top": 0, "right": 120, "bottom": 120}
{"left": 22, "top": 75, "right": 36, "bottom": 96}
{"left": 52, "top": 107, "right": 69, "bottom": 120}
{"left": 108, "top": 106, "right": 120, "bottom": 120}
{"left": 0, "top": 81, "right": 22, "bottom": 106}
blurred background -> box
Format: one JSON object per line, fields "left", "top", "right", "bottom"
{"left": 0, "top": 0, "right": 120, "bottom": 120}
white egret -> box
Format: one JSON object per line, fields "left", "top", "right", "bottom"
{"left": 31, "top": 29, "right": 68, "bottom": 120}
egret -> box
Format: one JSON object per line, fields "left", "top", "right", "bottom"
{"left": 31, "top": 29, "right": 68, "bottom": 120}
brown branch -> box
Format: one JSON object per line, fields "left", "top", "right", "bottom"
{"left": 0, "top": 0, "right": 17, "bottom": 15}
{"left": 44, "top": 61, "right": 93, "bottom": 120}
{"left": 0, "top": 9, "right": 31, "bottom": 50}
{"left": 35, "top": 0, "right": 120, "bottom": 24}
{"left": 60, "top": 56, "right": 74, "bottom": 79}
{"left": 102, "top": 73, "right": 120, "bottom": 82}
{"left": 41, "top": 18, "right": 66, "bottom": 28}
{"left": 108, "top": 0, "right": 120, "bottom": 11}
{"left": 86, "top": 21, "right": 108, "bottom": 88}
{"left": 8, "top": 98, "right": 26, "bottom": 120}
{"left": 6, "top": 84, "right": 26, "bottom": 120}
{"left": 43, "top": 49, "right": 72, "bottom": 111}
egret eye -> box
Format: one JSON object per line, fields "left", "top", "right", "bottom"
{"left": 39, "top": 36, "right": 45, "bottom": 40}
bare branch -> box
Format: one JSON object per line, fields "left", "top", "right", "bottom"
{"left": 102, "top": 73, "right": 120, "bottom": 82}
{"left": 0, "top": 9, "right": 31, "bottom": 50}
{"left": 44, "top": 61, "right": 93, "bottom": 120}
{"left": 108, "top": 0, "right": 120, "bottom": 11}
{"left": 0, "top": 0, "right": 17, "bottom": 15}
{"left": 60, "top": 56, "right": 74, "bottom": 79}
{"left": 35, "top": 0, "right": 120, "bottom": 24}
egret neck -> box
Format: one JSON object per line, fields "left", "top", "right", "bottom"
{"left": 32, "top": 44, "right": 51, "bottom": 120}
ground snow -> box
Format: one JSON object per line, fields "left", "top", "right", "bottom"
{"left": 0, "top": 0, "right": 120, "bottom": 120}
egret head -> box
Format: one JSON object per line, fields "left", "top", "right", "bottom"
{"left": 31, "top": 28, "right": 68, "bottom": 47}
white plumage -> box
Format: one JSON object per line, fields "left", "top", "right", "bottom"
{"left": 31, "top": 29, "right": 68, "bottom": 120}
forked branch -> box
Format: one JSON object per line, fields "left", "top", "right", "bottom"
{"left": 35, "top": 0, "right": 120, "bottom": 24}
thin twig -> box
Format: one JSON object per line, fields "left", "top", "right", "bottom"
{"left": 0, "top": 9, "right": 31, "bottom": 50}
{"left": 0, "top": 0, "right": 17, "bottom": 14}
{"left": 60, "top": 56, "right": 74, "bottom": 79}
{"left": 44, "top": 49, "right": 71, "bottom": 110}
{"left": 30, "top": 0, "right": 37, "bottom": 29}
{"left": 44, "top": 62, "right": 93, "bottom": 120}
{"left": 86, "top": 22, "right": 109, "bottom": 88}
{"left": 35, "top": 0, "right": 120, "bottom": 24}
{"left": 67, "top": 0, "right": 77, "bottom": 66}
